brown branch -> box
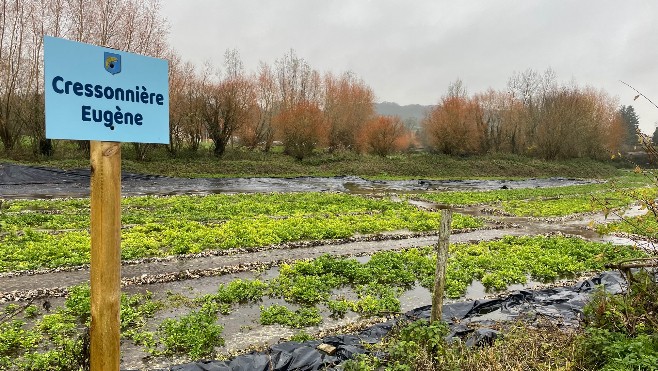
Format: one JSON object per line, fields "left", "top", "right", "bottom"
{"left": 620, "top": 80, "right": 658, "bottom": 110}
{"left": 605, "top": 257, "right": 658, "bottom": 270}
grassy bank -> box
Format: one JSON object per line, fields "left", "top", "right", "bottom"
{"left": 2, "top": 143, "right": 623, "bottom": 179}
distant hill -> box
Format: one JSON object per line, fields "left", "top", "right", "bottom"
{"left": 375, "top": 102, "right": 434, "bottom": 130}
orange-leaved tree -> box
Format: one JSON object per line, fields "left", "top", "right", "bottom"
{"left": 422, "top": 80, "right": 484, "bottom": 155}
{"left": 359, "top": 115, "right": 407, "bottom": 157}
{"left": 323, "top": 72, "right": 375, "bottom": 151}
{"left": 273, "top": 101, "right": 328, "bottom": 160}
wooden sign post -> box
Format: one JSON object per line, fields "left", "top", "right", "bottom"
{"left": 90, "top": 141, "right": 122, "bottom": 370}
{"left": 44, "top": 36, "right": 169, "bottom": 370}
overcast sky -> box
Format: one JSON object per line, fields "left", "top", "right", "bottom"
{"left": 160, "top": 1, "right": 658, "bottom": 134}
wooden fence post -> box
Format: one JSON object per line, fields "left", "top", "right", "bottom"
{"left": 431, "top": 209, "right": 452, "bottom": 323}
{"left": 90, "top": 141, "right": 121, "bottom": 371}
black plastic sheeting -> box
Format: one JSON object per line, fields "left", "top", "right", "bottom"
{"left": 1, "top": 163, "right": 593, "bottom": 199}
{"left": 144, "top": 272, "right": 625, "bottom": 371}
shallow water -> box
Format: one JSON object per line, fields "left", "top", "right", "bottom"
{"left": 0, "top": 163, "right": 594, "bottom": 199}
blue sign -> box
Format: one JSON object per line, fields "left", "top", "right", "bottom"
{"left": 44, "top": 36, "right": 169, "bottom": 144}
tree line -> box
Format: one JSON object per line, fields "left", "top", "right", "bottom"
{"left": 0, "top": 0, "right": 640, "bottom": 161}
{"left": 423, "top": 70, "right": 640, "bottom": 160}
{"left": 166, "top": 48, "right": 414, "bottom": 160}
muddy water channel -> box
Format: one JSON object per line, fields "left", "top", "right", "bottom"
{"left": 0, "top": 163, "right": 593, "bottom": 199}
{"left": 1, "top": 164, "right": 651, "bottom": 370}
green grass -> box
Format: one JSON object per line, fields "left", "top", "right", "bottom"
{"left": 3, "top": 144, "right": 623, "bottom": 179}
{"left": 413, "top": 173, "right": 649, "bottom": 205}
{"left": 209, "top": 235, "right": 643, "bottom": 306}
{"left": 183, "top": 235, "right": 642, "bottom": 335}
{"left": 577, "top": 270, "right": 658, "bottom": 370}
{"left": 259, "top": 305, "right": 323, "bottom": 328}
{"left": 1, "top": 175, "right": 650, "bottom": 272}
{"left": 155, "top": 302, "right": 225, "bottom": 359}
{"left": 416, "top": 186, "right": 598, "bottom": 206}
{"left": 2, "top": 192, "right": 464, "bottom": 230}
{"left": 443, "top": 235, "right": 644, "bottom": 296}
{"left": 0, "top": 284, "right": 164, "bottom": 370}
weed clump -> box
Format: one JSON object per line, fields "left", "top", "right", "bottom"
{"left": 156, "top": 302, "right": 225, "bottom": 359}
{"left": 579, "top": 269, "right": 658, "bottom": 370}
{"left": 342, "top": 320, "right": 580, "bottom": 371}
{"left": 259, "top": 305, "right": 322, "bottom": 328}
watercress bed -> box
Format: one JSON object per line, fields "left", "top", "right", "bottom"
{"left": 0, "top": 193, "right": 482, "bottom": 272}
{"left": 0, "top": 235, "right": 643, "bottom": 368}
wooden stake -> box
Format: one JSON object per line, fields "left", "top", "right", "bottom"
{"left": 90, "top": 141, "right": 121, "bottom": 371}
{"left": 431, "top": 209, "right": 452, "bottom": 323}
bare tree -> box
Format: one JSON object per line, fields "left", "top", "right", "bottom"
{"left": 19, "top": 1, "right": 49, "bottom": 155}
{"left": 67, "top": 0, "right": 93, "bottom": 43}
{"left": 168, "top": 52, "right": 203, "bottom": 154}
{"left": 275, "top": 49, "right": 322, "bottom": 109}
{"left": 446, "top": 78, "right": 468, "bottom": 99}
{"left": 472, "top": 89, "right": 528, "bottom": 154}
{"left": 199, "top": 50, "right": 257, "bottom": 156}
{"left": 240, "top": 62, "right": 277, "bottom": 151}
{"left": 167, "top": 52, "right": 184, "bottom": 153}
{"left": 0, "top": 0, "right": 27, "bottom": 152}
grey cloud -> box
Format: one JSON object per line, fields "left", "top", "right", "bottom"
{"left": 161, "top": 0, "right": 658, "bottom": 132}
